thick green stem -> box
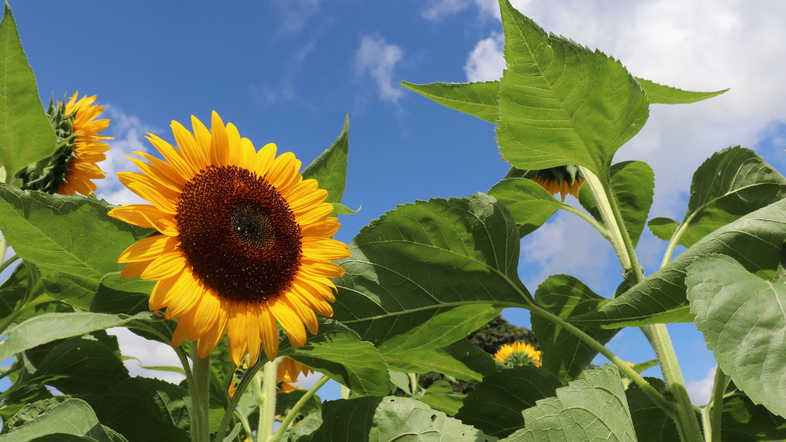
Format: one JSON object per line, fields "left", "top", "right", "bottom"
{"left": 0, "top": 251, "right": 18, "bottom": 275}
{"left": 191, "top": 350, "right": 212, "bottom": 442}
{"left": 579, "top": 166, "right": 703, "bottom": 441}
{"left": 561, "top": 205, "right": 611, "bottom": 241}
{"left": 256, "top": 358, "right": 280, "bottom": 442}
{"left": 271, "top": 375, "right": 330, "bottom": 442}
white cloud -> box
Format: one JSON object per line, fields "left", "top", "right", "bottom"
{"left": 94, "top": 105, "right": 159, "bottom": 206}
{"left": 455, "top": 0, "right": 786, "bottom": 280}
{"left": 354, "top": 34, "right": 405, "bottom": 103}
{"left": 520, "top": 211, "right": 616, "bottom": 295}
{"left": 106, "top": 327, "right": 186, "bottom": 385}
{"left": 687, "top": 366, "right": 716, "bottom": 405}
{"left": 422, "top": 0, "right": 509, "bottom": 21}
{"left": 272, "top": 0, "right": 322, "bottom": 38}
{"left": 465, "top": 31, "right": 505, "bottom": 82}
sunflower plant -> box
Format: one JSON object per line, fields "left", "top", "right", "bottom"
{"left": 1, "top": 1, "right": 786, "bottom": 441}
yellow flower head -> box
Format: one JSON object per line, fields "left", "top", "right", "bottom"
{"left": 530, "top": 165, "right": 583, "bottom": 201}
{"left": 109, "top": 111, "right": 350, "bottom": 366}
{"left": 59, "top": 92, "right": 112, "bottom": 195}
{"left": 277, "top": 358, "right": 314, "bottom": 393}
{"left": 493, "top": 341, "right": 542, "bottom": 368}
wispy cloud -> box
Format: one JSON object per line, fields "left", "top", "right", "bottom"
{"left": 94, "top": 105, "right": 160, "bottom": 206}
{"left": 271, "top": 0, "right": 322, "bottom": 39}
{"left": 465, "top": 31, "right": 505, "bottom": 82}
{"left": 422, "top": 0, "right": 504, "bottom": 21}
{"left": 354, "top": 34, "right": 405, "bottom": 103}
{"left": 687, "top": 366, "right": 716, "bottom": 405}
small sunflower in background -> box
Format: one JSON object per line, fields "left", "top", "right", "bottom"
{"left": 494, "top": 341, "right": 542, "bottom": 368}
{"left": 16, "top": 92, "right": 111, "bottom": 195}
{"left": 503, "top": 163, "right": 583, "bottom": 201}
{"left": 109, "top": 111, "right": 350, "bottom": 366}
{"left": 227, "top": 358, "right": 314, "bottom": 397}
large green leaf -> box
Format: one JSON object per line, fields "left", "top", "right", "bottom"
{"left": 0, "top": 186, "right": 152, "bottom": 308}
{"left": 495, "top": 0, "right": 649, "bottom": 176}
{"left": 455, "top": 366, "right": 562, "bottom": 438}
{"left": 31, "top": 335, "right": 129, "bottom": 395}
{"left": 571, "top": 198, "right": 786, "bottom": 328}
{"left": 78, "top": 378, "right": 191, "bottom": 442}
{"left": 502, "top": 365, "right": 636, "bottom": 441}
{"left": 0, "top": 311, "right": 154, "bottom": 361}
{"left": 416, "top": 380, "right": 466, "bottom": 416}
{"left": 378, "top": 304, "right": 500, "bottom": 381}
{"left": 488, "top": 177, "right": 568, "bottom": 238}
{"left": 531, "top": 275, "right": 618, "bottom": 384}
{"left": 687, "top": 254, "right": 786, "bottom": 418}
{"left": 402, "top": 81, "right": 501, "bottom": 123}
{"left": 333, "top": 194, "right": 530, "bottom": 346}
{"left": 279, "top": 320, "right": 389, "bottom": 397}
{"left": 635, "top": 77, "right": 728, "bottom": 104}
{"left": 301, "top": 113, "right": 349, "bottom": 206}
{"left": 0, "top": 398, "right": 121, "bottom": 442}
{"left": 658, "top": 146, "right": 786, "bottom": 248}
{"left": 0, "top": 4, "right": 57, "bottom": 178}
{"left": 307, "top": 397, "right": 497, "bottom": 442}
{"left": 721, "top": 381, "right": 786, "bottom": 442}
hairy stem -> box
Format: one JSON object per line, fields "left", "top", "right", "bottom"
{"left": 256, "top": 358, "right": 280, "bottom": 442}
{"left": 702, "top": 367, "right": 727, "bottom": 442}
{"left": 216, "top": 359, "right": 264, "bottom": 440}
{"left": 579, "top": 166, "right": 703, "bottom": 441}
{"left": 191, "top": 351, "right": 212, "bottom": 442}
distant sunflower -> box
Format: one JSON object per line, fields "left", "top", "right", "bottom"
{"left": 494, "top": 341, "right": 542, "bottom": 368}
{"left": 59, "top": 93, "right": 112, "bottom": 195}
{"left": 109, "top": 111, "right": 350, "bottom": 365}
{"left": 277, "top": 358, "right": 314, "bottom": 393}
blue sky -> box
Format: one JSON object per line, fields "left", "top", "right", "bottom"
{"left": 8, "top": 0, "right": 786, "bottom": 404}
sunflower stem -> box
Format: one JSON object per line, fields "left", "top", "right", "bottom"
{"left": 216, "top": 359, "right": 264, "bottom": 440}
{"left": 191, "top": 349, "right": 212, "bottom": 442}
{"left": 579, "top": 167, "right": 703, "bottom": 441}
{"left": 271, "top": 375, "right": 330, "bottom": 442}
{"left": 256, "top": 358, "right": 280, "bottom": 442}
{"left": 704, "top": 367, "right": 727, "bottom": 442}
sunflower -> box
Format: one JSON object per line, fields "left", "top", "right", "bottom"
{"left": 530, "top": 165, "right": 583, "bottom": 201}
{"left": 59, "top": 93, "right": 112, "bottom": 195}
{"left": 109, "top": 111, "right": 350, "bottom": 365}
{"left": 277, "top": 358, "right": 314, "bottom": 393}
{"left": 493, "top": 341, "right": 542, "bottom": 367}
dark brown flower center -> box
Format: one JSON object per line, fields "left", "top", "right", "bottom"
{"left": 176, "top": 165, "right": 302, "bottom": 302}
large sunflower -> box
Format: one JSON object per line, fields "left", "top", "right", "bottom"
{"left": 109, "top": 111, "right": 350, "bottom": 365}
{"left": 59, "top": 92, "right": 112, "bottom": 195}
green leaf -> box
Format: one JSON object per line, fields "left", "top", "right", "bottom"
{"left": 302, "top": 113, "right": 349, "bottom": 205}
{"left": 571, "top": 198, "right": 786, "bottom": 328}
{"left": 496, "top": 0, "right": 649, "bottom": 176}
{"left": 383, "top": 346, "right": 481, "bottom": 382}
{"left": 721, "top": 382, "right": 786, "bottom": 442}
{"left": 416, "top": 380, "right": 465, "bottom": 415}
{"left": 531, "top": 275, "right": 618, "bottom": 384}
{"left": 624, "top": 377, "right": 679, "bottom": 442}
{"left": 377, "top": 304, "right": 500, "bottom": 357}
{"left": 0, "top": 4, "right": 57, "bottom": 178}
{"left": 672, "top": 146, "right": 786, "bottom": 248}
{"left": 456, "top": 366, "right": 562, "bottom": 438}
{"left": 308, "top": 396, "right": 497, "bottom": 442}
{"left": 648, "top": 217, "right": 678, "bottom": 242}
{"left": 488, "top": 177, "right": 568, "bottom": 237}
{"left": 0, "top": 311, "right": 154, "bottom": 361}
{"left": 279, "top": 320, "right": 390, "bottom": 397}
{"left": 0, "top": 186, "right": 152, "bottom": 309}
{"left": 687, "top": 254, "right": 786, "bottom": 417}
{"left": 92, "top": 273, "right": 153, "bottom": 315}
{"left": 502, "top": 365, "right": 636, "bottom": 441}
{"left": 333, "top": 194, "right": 530, "bottom": 347}
{"left": 635, "top": 77, "right": 728, "bottom": 104}
{"left": 402, "top": 81, "right": 501, "bottom": 123}
{"left": 31, "top": 335, "right": 129, "bottom": 394}
{"left": 79, "top": 378, "right": 191, "bottom": 440}
{"left": 0, "top": 398, "right": 119, "bottom": 442}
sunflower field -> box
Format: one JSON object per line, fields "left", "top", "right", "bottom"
{"left": 1, "top": 1, "right": 786, "bottom": 441}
